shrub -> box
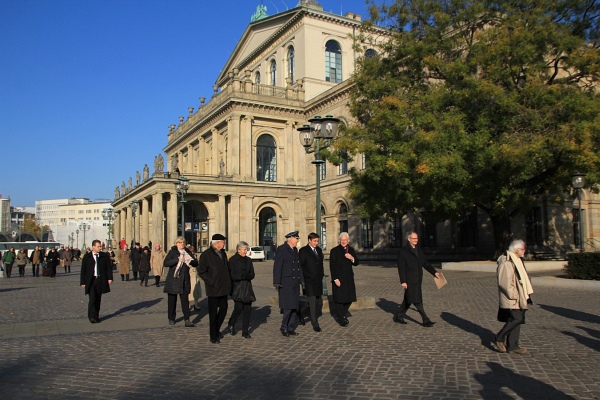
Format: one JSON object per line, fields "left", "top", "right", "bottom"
{"left": 565, "top": 253, "right": 600, "bottom": 280}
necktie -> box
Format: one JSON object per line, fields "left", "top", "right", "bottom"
{"left": 313, "top": 247, "right": 318, "bottom": 257}
{"left": 94, "top": 254, "right": 99, "bottom": 277}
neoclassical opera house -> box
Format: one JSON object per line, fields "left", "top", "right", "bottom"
{"left": 111, "top": 1, "right": 598, "bottom": 259}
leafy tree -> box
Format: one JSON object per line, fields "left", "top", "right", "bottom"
{"left": 343, "top": 0, "right": 600, "bottom": 255}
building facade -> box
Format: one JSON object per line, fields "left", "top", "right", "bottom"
{"left": 111, "top": 3, "right": 599, "bottom": 259}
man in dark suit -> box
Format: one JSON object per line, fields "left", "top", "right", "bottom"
{"left": 80, "top": 239, "right": 113, "bottom": 323}
{"left": 273, "top": 231, "right": 305, "bottom": 337}
{"left": 395, "top": 232, "right": 440, "bottom": 327}
{"left": 299, "top": 232, "right": 325, "bottom": 332}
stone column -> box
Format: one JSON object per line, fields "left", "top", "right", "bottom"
{"left": 211, "top": 128, "right": 219, "bottom": 175}
{"left": 187, "top": 144, "right": 194, "bottom": 174}
{"left": 141, "top": 198, "right": 149, "bottom": 246}
{"left": 242, "top": 116, "right": 253, "bottom": 181}
{"left": 166, "top": 192, "right": 178, "bottom": 246}
{"left": 229, "top": 195, "right": 240, "bottom": 246}
{"left": 285, "top": 121, "right": 295, "bottom": 184}
{"left": 125, "top": 206, "right": 132, "bottom": 245}
{"left": 228, "top": 115, "right": 241, "bottom": 178}
{"left": 113, "top": 211, "right": 121, "bottom": 248}
{"left": 216, "top": 195, "right": 227, "bottom": 246}
{"left": 152, "top": 192, "right": 164, "bottom": 247}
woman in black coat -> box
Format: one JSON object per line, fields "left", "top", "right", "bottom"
{"left": 226, "top": 241, "right": 256, "bottom": 338}
{"left": 139, "top": 246, "right": 151, "bottom": 287}
{"left": 163, "top": 237, "right": 197, "bottom": 327}
{"left": 329, "top": 232, "right": 359, "bottom": 327}
{"left": 46, "top": 247, "right": 60, "bottom": 278}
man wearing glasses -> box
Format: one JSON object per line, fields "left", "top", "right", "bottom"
{"left": 394, "top": 232, "right": 441, "bottom": 327}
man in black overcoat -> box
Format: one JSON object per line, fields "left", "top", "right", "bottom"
{"left": 273, "top": 231, "right": 305, "bottom": 336}
{"left": 395, "top": 231, "right": 440, "bottom": 327}
{"left": 329, "top": 232, "right": 359, "bottom": 327}
{"left": 80, "top": 240, "right": 113, "bottom": 323}
{"left": 299, "top": 232, "right": 324, "bottom": 332}
{"left": 198, "top": 234, "right": 231, "bottom": 344}
{"left": 130, "top": 242, "right": 142, "bottom": 281}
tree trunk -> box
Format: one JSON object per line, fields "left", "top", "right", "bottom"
{"left": 491, "top": 214, "right": 512, "bottom": 259}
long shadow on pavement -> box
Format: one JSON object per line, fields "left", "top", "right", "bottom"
{"left": 376, "top": 298, "right": 420, "bottom": 324}
{"left": 474, "top": 361, "right": 576, "bottom": 399}
{"left": 103, "top": 298, "right": 163, "bottom": 320}
{"left": 0, "top": 287, "right": 31, "bottom": 293}
{"left": 441, "top": 311, "right": 496, "bottom": 351}
{"left": 539, "top": 304, "right": 600, "bottom": 324}
{"left": 562, "top": 328, "right": 600, "bottom": 352}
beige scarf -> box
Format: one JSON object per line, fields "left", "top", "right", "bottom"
{"left": 508, "top": 251, "right": 534, "bottom": 298}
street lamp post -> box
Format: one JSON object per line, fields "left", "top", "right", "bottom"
{"left": 76, "top": 229, "right": 79, "bottom": 249}
{"left": 70, "top": 232, "right": 74, "bottom": 248}
{"left": 572, "top": 173, "right": 586, "bottom": 252}
{"left": 298, "top": 115, "right": 339, "bottom": 297}
{"left": 130, "top": 200, "right": 139, "bottom": 245}
{"left": 175, "top": 176, "right": 190, "bottom": 238}
{"left": 102, "top": 208, "right": 114, "bottom": 248}
{"left": 80, "top": 222, "right": 90, "bottom": 250}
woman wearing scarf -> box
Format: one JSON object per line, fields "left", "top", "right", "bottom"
{"left": 227, "top": 241, "right": 256, "bottom": 338}
{"left": 495, "top": 239, "right": 534, "bottom": 354}
{"left": 163, "top": 237, "right": 198, "bottom": 327}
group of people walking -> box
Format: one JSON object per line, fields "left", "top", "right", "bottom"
{"left": 78, "top": 229, "right": 534, "bottom": 355}
{"left": 1, "top": 245, "right": 73, "bottom": 278}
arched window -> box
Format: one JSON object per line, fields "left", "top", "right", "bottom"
{"left": 325, "top": 40, "right": 342, "bottom": 83}
{"left": 365, "top": 48, "right": 378, "bottom": 58}
{"left": 257, "top": 134, "right": 277, "bottom": 182}
{"left": 270, "top": 59, "right": 277, "bottom": 86}
{"left": 338, "top": 203, "right": 348, "bottom": 234}
{"left": 255, "top": 71, "right": 261, "bottom": 84}
{"left": 287, "top": 46, "right": 295, "bottom": 83}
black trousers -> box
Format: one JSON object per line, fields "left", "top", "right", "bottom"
{"left": 139, "top": 271, "right": 149, "bottom": 285}
{"left": 281, "top": 308, "right": 299, "bottom": 332}
{"left": 132, "top": 271, "right": 138, "bottom": 280}
{"left": 4, "top": 263, "right": 13, "bottom": 278}
{"left": 87, "top": 277, "right": 103, "bottom": 320}
{"left": 335, "top": 302, "right": 352, "bottom": 322}
{"left": 32, "top": 264, "right": 39, "bottom": 277}
{"left": 496, "top": 309, "right": 525, "bottom": 351}
{"left": 208, "top": 295, "right": 228, "bottom": 340}
{"left": 228, "top": 301, "right": 252, "bottom": 334}
{"left": 50, "top": 264, "right": 57, "bottom": 277}
{"left": 395, "top": 299, "right": 430, "bottom": 323}
{"left": 167, "top": 293, "right": 190, "bottom": 322}
{"left": 307, "top": 295, "right": 323, "bottom": 327}
{"left": 154, "top": 276, "right": 161, "bottom": 286}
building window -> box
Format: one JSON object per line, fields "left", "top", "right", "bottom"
{"left": 257, "top": 134, "right": 277, "bottom": 182}
{"left": 361, "top": 218, "right": 373, "bottom": 248}
{"left": 419, "top": 214, "right": 437, "bottom": 248}
{"left": 526, "top": 207, "right": 544, "bottom": 247}
{"left": 259, "top": 207, "right": 277, "bottom": 248}
{"left": 270, "top": 59, "right": 277, "bottom": 86}
{"left": 338, "top": 203, "right": 348, "bottom": 234}
{"left": 255, "top": 71, "right": 261, "bottom": 84}
{"left": 325, "top": 40, "right": 342, "bottom": 83}
{"left": 287, "top": 46, "right": 295, "bottom": 83}
{"left": 365, "top": 48, "right": 378, "bottom": 58}
{"left": 389, "top": 216, "right": 402, "bottom": 248}
{"left": 338, "top": 159, "right": 348, "bottom": 175}
{"left": 459, "top": 208, "right": 478, "bottom": 247}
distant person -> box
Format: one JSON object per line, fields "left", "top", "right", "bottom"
{"left": 299, "top": 232, "right": 325, "bottom": 332}
{"left": 163, "top": 236, "right": 197, "bottom": 328}
{"left": 139, "top": 246, "right": 151, "bottom": 287}
{"left": 329, "top": 232, "right": 359, "bottom": 327}
{"left": 58, "top": 246, "right": 65, "bottom": 271}
{"left": 198, "top": 234, "right": 231, "bottom": 344}
{"left": 2, "top": 247, "right": 16, "bottom": 278}
{"left": 16, "top": 248, "right": 29, "bottom": 278}
{"left": 80, "top": 240, "right": 113, "bottom": 323}
{"left": 227, "top": 241, "right": 256, "bottom": 339}
{"left": 63, "top": 246, "right": 73, "bottom": 273}
{"left": 187, "top": 245, "right": 202, "bottom": 311}
{"left": 150, "top": 243, "right": 166, "bottom": 287}
{"left": 106, "top": 247, "right": 116, "bottom": 270}
{"left": 273, "top": 231, "right": 304, "bottom": 337}
{"left": 117, "top": 244, "right": 131, "bottom": 281}
{"left": 495, "top": 239, "right": 534, "bottom": 355}
{"left": 394, "top": 232, "right": 440, "bottom": 327}
{"left": 130, "top": 242, "right": 142, "bottom": 281}
{"left": 119, "top": 238, "right": 126, "bottom": 250}
{"left": 30, "top": 246, "right": 44, "bottom": 277}
{"left": 46, "top": 247, "right": 60, "bottom": 278}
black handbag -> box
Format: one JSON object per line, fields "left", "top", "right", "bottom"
{"left": 497, "top": 307, "right": 510, "bottom": 322}
{"left": 233, "top": 280, "right": 256, "bottom": 303}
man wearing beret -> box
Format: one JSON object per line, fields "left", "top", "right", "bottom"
{"left": 198, "top": 233, "right": 231, "bottom": 344}
{"left": 273, "top": 231, "right": 305, "bottom": 337}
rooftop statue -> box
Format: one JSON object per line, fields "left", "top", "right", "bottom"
{"left": 250, "top": 4, "right": 268, "bottom": 22}
{"left": 143, "top": 164, "right": 149, "bottom": 181}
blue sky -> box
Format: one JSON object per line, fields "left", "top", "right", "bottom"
{"left": 0, "top": 0, "right": 371, "bottom": 206}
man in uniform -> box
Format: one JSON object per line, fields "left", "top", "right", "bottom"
{"left": 273, "top": 231, "right": 305, "bottom": 337}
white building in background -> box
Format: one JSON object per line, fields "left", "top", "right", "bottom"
{"left": 0, "top": 196, "right": 10, "bottom": 233}
{"left": 36, "top": 198, "right": 113, "bottom": 248}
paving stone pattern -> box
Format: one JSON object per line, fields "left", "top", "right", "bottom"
{"left": 0, "top": 260, "right": 599, "bottom": 399}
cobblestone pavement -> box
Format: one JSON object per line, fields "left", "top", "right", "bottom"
{"left": 0, "top": 260, "right": 599, "bottom": 399}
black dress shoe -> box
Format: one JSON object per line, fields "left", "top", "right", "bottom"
{"left": 95, "top": 318, "right": 101, "bottom": 323}
{"left": 393, "top": 317, "right": 408, "bottom": 324}
{"left": 210, "top": 338, "right": 220, "bottom": 344}
{"left": 89, "top": 318, "right": 97, "bottom": 324}
{"left": 280, "top": 330, "right": 290, "bottom": 337}
{"left": 288, "top": 330, "right": 299, "bottom": 336}
{"left": 242, "top": 332, "right": 251, "bottom": 339}
{"left": 298, "top": 318, "right": 305, "bottom": 326}
{"left": 218, "top": 332, "right": 225, "bottom": 339}
{"left": 313, "top": 326, "right": 322, "bottom": 332}
{"left": 338, "top": 319, "right": 349, "bottom": 327}
{"left": 169, "top": 320, "right": 175, "bottom": 326}
{"left": 184, "top": 319, "right": 196, "bottom": 327}
{"left": 423, "top": 321, "right": 435, "bottom": 327}
{"left": 227, "top": 325, "right": 236, "bottom": 336}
